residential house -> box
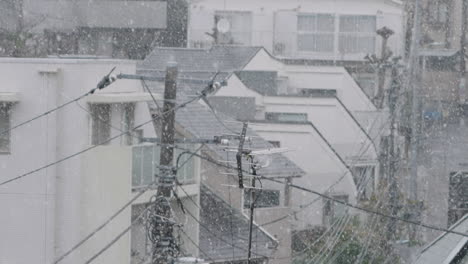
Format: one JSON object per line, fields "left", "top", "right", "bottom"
{"left": 188, "top": 0, "right": 404, "bottom": 61}
{"left": 0, "top": 57, "right": 295, "bottom": 264}
{"left": 0, "top": 58, "right": 159, "bottom": 263}
{"left": 139, "top": 46, "right": 378, "bottom": 240}
{"left": 141, "top": 80, "right": 306, "bottom": 264}
{"left": 0, "top": 0, "right": 188, "bottom": 59}
{"left": 187, "top": 0, "right": 404, "bottom": 98}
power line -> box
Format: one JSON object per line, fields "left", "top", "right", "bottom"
{"left": 0, "top": 93, "right": 202, "bottom": 187}
{"left": 0, "top": 68, "right": 116, "bottom": 137}
{"left": 55, "top": 144, "right": 202, "bottom": 264}
{"left": 178, "top": 228, "right": 216, "bottom": 263}
{"left": 262, "top": 111, "right": 392, "bottom": 228}
{"left": 181, "top": 197, "right": 271, "bottom": 260}
{"left": 53, "top": 181, "right": 157, "bottom": 264}
{"left": 85, "top": 204, "right": 179, "bottom": 264}
{"left": 169, "top": 148, "right": 468, "bottom": 238}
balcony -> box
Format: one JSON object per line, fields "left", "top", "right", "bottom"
{"left": 132, "top": 144, "right": 197, "bottom": 190}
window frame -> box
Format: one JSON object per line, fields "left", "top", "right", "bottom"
{"left": 338, "top": 15, "right": 376, "bottom": 55}
{"left": 295, "top": 13, "right": 377, "bottom": 58}
{"left": 265, "top": 112, "right": 308, "bottom": 123}
{"left": 297, "top": 13, "right": 336, "bottom": 54}
{"left": 0, "top": 102, "right": 12, "bottom": 154}
{"left": 90, "top": 103, "right": 112, "bottom": 146}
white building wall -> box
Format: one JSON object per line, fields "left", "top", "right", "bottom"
{"left": 0, "top": 59, "right": 156, "bottom": 264}
{"left": 283, "top": 65, "right": 377, "bottom": 113}
{"left": 262, "top": 96, "right": 377, "bottom": 164}
{"left": 249, "top": 123, "right": 357, "bottom": 230}
{"left": 189, "top": 0, "right": 403, "bottom": 60}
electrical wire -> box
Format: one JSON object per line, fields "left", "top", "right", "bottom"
{"left": 261, "top": 110, "right": 390, "bottom": 228}
{"left": 84, "top": 204, "right": 178, "bottom": 264}
{"left": 181, "top": 197, "right": 271, "bottom": 260}
{"left": 0, "top": 88, "right": 96, "bottom": 137}
{"left": 0, "top": 92, "right": 203, "bottom": 187}
{"left": 168, "top": 147, "right": 468, "bottom": 238}
{"left": 0, "top": 67, "right": 117, "bottom": 137}
{"left": 53, "top": 181, "right": 157, "bottom": 263}
{"left": 55, "top": 142, "right": 202, "bottom": 264}
{"left": 178, "top": 228, "right": 217, "bottom": 263}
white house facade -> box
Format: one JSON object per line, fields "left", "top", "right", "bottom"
{"left": 0, "top": 58, "right": 202, "bottom": 264}
{"left": 188, "top": 0, "right": 404, "bottom": 62}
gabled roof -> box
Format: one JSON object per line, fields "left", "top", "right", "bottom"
{"left": 414, "top": 215, "right": 468, "bottom": 264}
{"left": 235, "top": 71, "right": 279, "bottom": 96}
{"left": 174, "top": 96, "right": 305, "bottom": 177}
{"left": 199, "top": 184, "right": 276, "bottom": 262}
{"left": 140, "top": 45, "right": 263, "bottom": 72}
{"left": 136, "top": 77, "right": 305, "bottom": 178}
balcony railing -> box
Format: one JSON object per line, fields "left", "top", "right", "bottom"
{"left": 132, "top": 144, "right": 196, "bottom": 189}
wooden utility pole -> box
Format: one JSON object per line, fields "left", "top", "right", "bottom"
{"left": 152, "top": 63, "right": 178, "bottom": 264}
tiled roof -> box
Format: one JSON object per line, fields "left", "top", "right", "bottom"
{"left": 175, "top": 99, "right": 305, "bottom": 177}
{"left": 414, "top": 215, "right": 468, "bottom": 264}
{"left": 140, "top": 45, "right": 263, "bottom": 72}
{"left": 199, "top": 184, "right": 276, "bottom": 262}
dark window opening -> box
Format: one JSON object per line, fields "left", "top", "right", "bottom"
{"left": 244, "top": 189, "right": 280, "bottom": 208}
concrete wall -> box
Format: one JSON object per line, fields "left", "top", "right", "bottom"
{"left": 0, "top": 58, "right": 155, "bottom": 264}
{"left": 189, "top": 0, "right": 403, "bottom": 60}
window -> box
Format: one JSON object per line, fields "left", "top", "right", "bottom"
{"left": 448, "top": 171, "right": 468, "bottom": 226}
{"left": 323, "top": 195, "right": 348, "bottom": 225}
{"left": 350, "top": 166, "right": 375, "bottom": 200}
{"left": 130, "top": 204, "right": 150, "bottom": 264}
{"left": 90, "top": 104, "right": 111, "bottom": 145}
{"left": 427, "top": 1, "right": 449, "bottom": 26}
{"left": 265, "top": 112, "right": 308, "bottom": 123}
{"left": 215, "top": 11, "right": 252, "bottom": 45}
{"left": 268, "top": 141, "right": 281, "bottom": 148}
{"left": 122, "top": 103, "right": 135, "bottom": 146}
{"left": 132, "top": 144, "right": 196, "bottom": 189}
{"left": 244, "top": 189, "right": 280, "bottom": 208}
{"left": 297, "top": 14, "right": 335, "bottom": 52}
{"left": 0, "top": 103, "right": 11, "bottom": 153}
{"left": 338, "top": 15, "right": 376, "bottom": 54}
